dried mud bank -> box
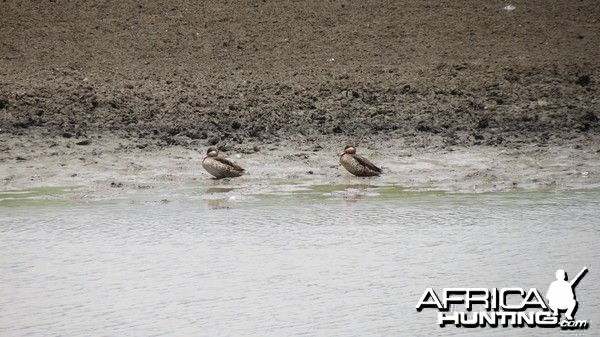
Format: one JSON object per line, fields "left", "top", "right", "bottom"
{"left": 1, "top": 0, "right": 599, "bottom": 196}
{"left": 1, "top": 64, "right": 599, "bottom": 150}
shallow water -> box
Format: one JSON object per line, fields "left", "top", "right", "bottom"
{"left": 1, "top": 185, "right": 599, "bottom": 337}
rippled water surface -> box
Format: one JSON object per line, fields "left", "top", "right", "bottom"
{"left": 1, "top": 186, "right": 599, "bottom": 336}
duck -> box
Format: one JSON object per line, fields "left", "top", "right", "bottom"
{"left": 202, "top": 147, "right": 245, "bottom": 179}
{"left": 339, "top": 145, "right": 382, "bottom": 177}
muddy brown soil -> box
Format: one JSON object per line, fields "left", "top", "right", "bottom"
{"left": 0, "top": 1, "right": 599, "bottom": 195}
{"left": 1, "top": 0, "right": 599, "bottom": 149}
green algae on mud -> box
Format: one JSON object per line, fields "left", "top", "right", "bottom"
{"left": 0, "top": 186, "right": 83, "bottom": 207}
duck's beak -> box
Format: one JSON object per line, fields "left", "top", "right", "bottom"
{"left": 339, "top": 151, "right": 345, "bottom": 156}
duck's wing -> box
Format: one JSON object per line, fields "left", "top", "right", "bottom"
{"left": 214, "top": 157, "right": 245, "bottom": 172}
{"left": 353, "top": 154, "right": 382, "bottom": 173}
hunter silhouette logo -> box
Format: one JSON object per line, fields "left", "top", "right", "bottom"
{"left": 416, "top": 267, "right": 590, "bottom": 330}
{"left": 547, "top": 267, "right": 588, "bottom": 321}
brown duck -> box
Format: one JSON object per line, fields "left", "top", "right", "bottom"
{"left": 339, "top": 145, "right": 382, "bottom": 177}
{"left": 202, "top": 147, "right": 245, "bottom": 179}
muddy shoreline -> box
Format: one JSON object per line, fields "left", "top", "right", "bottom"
{"left": 1, "top": 0, "right": 599, "bottom": 196}
{"left": 2, "top": 129, "right": 598, "bottom": 201}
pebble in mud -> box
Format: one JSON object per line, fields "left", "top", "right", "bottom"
{"left": 208, "top": 136, "right": 220, "bottom": 146}
{"left": 76, "top": 139, "right": 91, "bottom": 146}
{"left": 575, "top": 75, "right": 591, "bottom": 87}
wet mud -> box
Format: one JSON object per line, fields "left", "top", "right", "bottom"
{"left": 1, "top": 1, "right": 599, "bottom": 195}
